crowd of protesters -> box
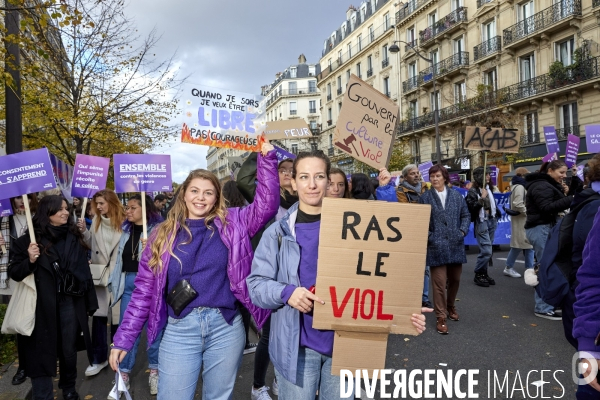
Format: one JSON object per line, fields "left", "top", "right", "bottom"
{"left": 1, "top": 142, "right": 600, "bottom": 400}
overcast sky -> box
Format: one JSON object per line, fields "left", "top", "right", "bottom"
{"left": 125, "top": 0, "right": 351, "bottom": 183}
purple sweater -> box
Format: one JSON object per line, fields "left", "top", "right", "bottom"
{"left": 282, "top": 219, "right": 334, "bottom": 356}
{"left": 167, "top": 219, "right": 236, "bottom": 322}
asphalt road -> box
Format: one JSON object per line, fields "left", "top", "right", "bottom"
{"left": 34, "top": 247, "right": 579, "bottom": 400}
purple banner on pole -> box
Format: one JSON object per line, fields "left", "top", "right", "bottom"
{"left": 543, "top": 126, "right": 560, "bottom": 154}
{"left": 565, "top": 134, "right": 580, "bottom": 168}
{"left": 449, "top": 173, "right": 460, "bottom": 184}
{"left": 0, "top": 148, "right": 56, "bottom": 199}
{"left": 585, "top": 125, "right": 600, "bottom": 153}
{"left": 0, "top": 199, "right": 13, "bottom": 217}
{"left": 542, "top": 152, "right": 558, "bottom": 163}
{"left": 273, "top": 146, "right": 296, "bottom": 163}
{"left": 489, "top": 165, "right": 498, "bottom": 186}
{"left": 113, "top": 154, "right": 172, "bottom": 193}
{"left": 71, "top": 154, "right": 110, "bottom": 198}
{"left": 418, "top": 161, "right": 433, "bottom": 182}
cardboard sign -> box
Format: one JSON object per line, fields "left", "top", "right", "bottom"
{"left": 71, "top": 154, "right": 110, "bottom": 198}
{"left": 543, "top": 126, "right": 560, "bottom": 154}
{"left": 334, "top": 75, "right": 398, "bottom": 170}
{"left": 181, "top": 85, "right": 266, "bottom": 152}
{"left": 463, "top": 126, "right": 520, "bottom": 153}
{"left": 313, "top": 198, "right": 430, "bottom": 374}
{"left": 0, "top": 148, "right": 56, "bottom": 198}
{"left": 0, "top": 199, "right": 13, "bottom": 217}
{"left": 273, "top": 146, "right": 296, "bottom": 162}
{"left": 113, "top": 154, "right": 172, "bottom": 193}
{"left": 264, "top": 119, "right": 312, "bottom": 140}
{"left": 418, "top": 161, "right": 433, "bottom": 183}
{"left": 565, "top": 134, "right": 580, "bottom": 168}
{"left": 585, "top": 125, "right": 600, "bottom": 153}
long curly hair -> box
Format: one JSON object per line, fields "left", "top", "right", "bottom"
{"left": 147, "top": 169, "right": 227, "bottom": 274}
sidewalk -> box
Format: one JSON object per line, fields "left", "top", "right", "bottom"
{"left": 0, "top": 359, "right": 31, "bottom": 400}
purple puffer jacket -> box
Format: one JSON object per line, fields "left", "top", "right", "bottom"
{"left": 113, "top": 150, "right": 279, "bottom": 352}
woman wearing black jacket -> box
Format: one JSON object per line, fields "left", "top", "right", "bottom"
{"left": 524, "top": 160, "right": 580, "bottom": 320}
{"left": 8, "top": 195, "right": 98, "bottom": 400}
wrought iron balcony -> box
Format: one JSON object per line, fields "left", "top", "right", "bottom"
{"left": 396, "top": 0, "right": 432, "bottom": 25}
{"left": 522, "top": 132, "right": 541, "bottom": 145}
{"left": 503, "top": 0, "right": 581, "bottom": 47}
{"left": 405, "top": 39, "right": 418, "bottom": 52}
{"left": 309, "top": 108, "right": 317, "bottom": 114}
{"left": 418, "top": 52, "right": 469, "bottom": 84}
{"left": 473, "top": 36, "right": 501, "bottom": 62}
{"left": 397, "top": 56, "right": 599, "bottom": 135}
{"left": 337, "top": 87, "right": 342, "bottom": 95}
{"left": 289, "top": 110, "right": 297, "bottom": 115}
{"left": 311, "top": 128, "right": 321, "bottom": 135}
{"left": 477, "top": 0, "right": 493, "bottom": 8}
{"left": 595, "top": 0, "right": 600, "bottom": 8}
{"left": 419, "top": 7, "right": 467, "bottom": 46}
{"left": 556, "top": 125, "right": 580, "bottom": 140}
{"left": 367, "top": 68, "right": 374, "bottom": 77}
{"left": 402, "top": 76, "right": 419, "bottom": 93}
{"left": 382, "top": 58, "right": 390, "bottom": 68}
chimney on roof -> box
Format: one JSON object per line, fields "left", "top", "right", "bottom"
{"left": 298, "top": 54, "right": 307, "bottom": 64}
{"left": 346, "top": 5, "right": 357, "bottom": 20}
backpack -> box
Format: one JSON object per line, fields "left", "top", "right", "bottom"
{"left": 536, "top": 193, "right": 600, "bottom": 306}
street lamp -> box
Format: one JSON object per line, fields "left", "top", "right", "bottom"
{"left": 389, "top": 40, "right": 442, "bottom": 166}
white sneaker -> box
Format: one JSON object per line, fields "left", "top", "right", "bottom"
{"left": 251, "top": 385, "right": 272, "bottom": 400}
{"left": 107, "top": 380, "right": 130, "bottom": 399}
{"left": 149, "top": 371, "right": 158, "bottom": 395}
{"left": 503, "top": 267, "right": 522, "bottom": 278}
{"left": 85, "top": 361, "right": 108, "bottom": 376}
{"left": 244, "top": 342, "right": 258, "bottom": 355}
{"left": 271, "top": 378, "right": 279, "bottom": 396}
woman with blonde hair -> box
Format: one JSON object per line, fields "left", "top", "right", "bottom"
{"left": 77, "top": 189, "right": 126, "bottom": 376}
{"left": 109, "top": 143, "right": 279, "bottom": 400}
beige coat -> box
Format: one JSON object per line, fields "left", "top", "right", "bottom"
{"left": 509, "top": 183, "right": 532, "bottom": 249}
{"left": 83, "top": 217, "right": 122, "bottom": 321}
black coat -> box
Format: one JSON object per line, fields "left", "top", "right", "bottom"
{"left": 524, "top": 173, "right": 577, "bottom": 229}
{"left": 8, "top": 233, "right": 98, "bottom": 378}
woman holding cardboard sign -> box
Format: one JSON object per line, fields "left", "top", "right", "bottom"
{"left": 76, "top": 189, "right": 125, "bottom": 377}
{"left": 247, "top": 150, "right": 428, "bottom": 399}
{"left": 109, "top": 142, "right": 278, "bottom": 400}
{"left": 418, "top": 165, "right": 471, "bottom": 335}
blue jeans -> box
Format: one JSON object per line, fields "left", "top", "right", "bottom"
{"left": 525, "top": 224, "right": 554, "bottom": 314}
{"left": 474, "top": 218, "right": 497, "bottom": 273}
{"left": 119, "top": 272, "right": 162, "bottom": 373}
{"left": 275, "top": 347, "right": 352, "bottom": 400}
{"left": 422, "top": 266, "right": 430, "bottom": 303}
{"left": 506, "top": 248, "right": 534, "bottom": 270}
{"left": 157, "top": 307, "right": 244, "bottom": 400}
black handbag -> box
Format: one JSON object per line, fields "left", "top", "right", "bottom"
{"left": 503, "top": 206, "right": 521, "bottom": 217}
{"left": 52, "top": 261, "right": 85, "bottom": 297}
{"left": 166, "top": 279, "right": 198, "bottom": 316}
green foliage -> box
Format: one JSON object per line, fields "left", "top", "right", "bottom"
{"left": 0, "top": 304, "right": 17, "bottom": 366}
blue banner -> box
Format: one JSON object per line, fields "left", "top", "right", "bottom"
{"left": 453, "top": 187, "right": 511, "bottom": 245}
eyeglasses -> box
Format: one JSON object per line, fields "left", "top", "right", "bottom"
{"left": 278, "top": 169, "right": 292, "bottom": 176}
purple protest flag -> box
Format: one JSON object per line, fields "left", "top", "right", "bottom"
{"left": 489, "top": 165, "right": 498, "bottom": 186}
{"left": 542, "top": 153, "right": 558, "bottom": 163}
{"left": 0, "top": 148, "right": 56, "bottom": 199}
{"left": 585, "top": 125, "right": 600, "bottom": 153}
{"left": 543, "top": 126, "right": 560, "bottom": 154}
{"left": 577, "top": 165, "right": 585, "bottom": 181}
{"left": 71, "top": 154, "right": 110, "bottom": 198}
{"left": 113, "top": 154, "right": 172, "bottom": 193}
{"left": 565, "top": 135, "right": 580, "bottom": 168}
{"left": 418, "top": 161, "right": 433, "bottom": 182}
{"left": 0, "top": 199, "right": 13, "bottom": 217}
{"left": 273, "top": 146, "right": 296, "bottom": 162}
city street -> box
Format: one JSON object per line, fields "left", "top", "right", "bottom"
{"left": 10, "top": 247, "right": 579, "bottom": 399}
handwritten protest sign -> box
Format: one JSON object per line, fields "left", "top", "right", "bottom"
{"left": 585, "top": 125, "right": 600, "bottom": 153}
{"left": 418, "top": 161, "right": 433, "bottom": 182}
{"left": 565, "top": 135, "right": 580, "bottom": 168}
{"left": 464, "top": 126, "right": 520, "bottom": 153}
{"left": 113, "top": 154, "right": 172, "bottom": 193}
{"left": 181, "top": 86, "right": 266, "bottom": 151}
{"left": 264, "top": 119, "right": 312, "bottom": 140}
{"left": 72, "top": 155, "right": 110, "bottom": 198}
{"left": 334, "top": 75, "right": 398, "bottom": 170}
{"left": 313, "top": 198, "right": 430, "bottom": 373}
{"left": 543, "top": 126, "right": 560, "bottom": 154}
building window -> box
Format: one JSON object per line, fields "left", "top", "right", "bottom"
{"left": 409, "top": 100, "right": 418, "bottom": 119}
{"left": 411, "top": 139, "right": 420, "bottom": 156}
{"left": 430, "top": 90, "right": 440, "bottom": 110}
{"left": 292, "top": 143, "right": 298, "bottom": 154}
{"left": 484, "top": 68, "right": 497, "bottom": 91}
{"left": 382, "top": 45, "right": 389, "bottom": 67}
{"left": 560, "top": 102, "right": 578, "bottom": 129}
{"left": 454, "top": 35, "right": 464, "bottom": 55}
{"left": 356, "top": 62, "right": 362, "bottom": 78}
{"left": 456, "top": 131, "right": 464, "bottom": 150}
{"left": 482, "top": 19, "right": 495, "bottom": 42}
{"left": 367, "top": 55, "right": 373, "bottom": 76}
{"left": 347, "top": 43, "right": 352, "bottom": 58}
{"left": 407, "top": 26, "right": 416, "bottom": 46}
{"left": 309, "top": 100, "right": 316, "bottom": 114}
{"left": 288, "top": 82, "right": 297, "bottom": 95}
{"left": 310, "top": 120, "right": 318, "bottom": 130}
{"left": 309, "top": 65, "right": 316, "bottom": 76}
{"left": 369, "top": 25, "right": 374, "bottom": 42}
{"left": 309, "top": 80, "right": 317, "bottom": 93}
{"left": 329, "top": 134, "right": 333, "bottom": 148}
{"left": 338, "top": 102, "right": 343, "bottom": 112}
{"left": 556, "top": 37, "right": 575, "bottom": 66}
{"left": 384, "top": 12, "right": 390, "bottom": 30}
{"left": 357, "top": 34, "right": 362, "bottom": 51}
{"left": 523, "top": 112, "right": 538, "bottom": 144}
{"left": 451, "top": 0, "right": 462, "bottom": 11}
{"left": 290, "top": 67, "right": 297, "bottom": 78}
{"left": 338, "top": 50, "right": 343, "bottom": 63}
{"left": 383, "top": 77, "right": 390, "bottom": 97}
{"left": 346, "top": 69, "right": 351, "bottom": 83}
{"left": 328, "top": 59, "right": 332, "bottom": 69}
{"left": 430, "top": 49, "right": 439, "bottom": 67}
{"left": 454, "top": 81, "right": 466, "bottom": 103}
{"left": 289, "top": 101, "right": 297, "bottom": 115}
{"left": 327, "top": 83, "right": 331, "bottom": 97}
{"left": 328, "top": 107, "right": 332, "bottom": 124}
{"left": 408, "top": 62, "right": 417, "bottom": 78}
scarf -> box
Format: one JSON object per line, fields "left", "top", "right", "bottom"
{"left": 511, "top": 175, "right": 527, "bottom": 187}
{"left": 280, "top": 191, "right": 299, "bottom": 210}
{"left": 0, "top": 217, "right": 10, "bottom": 289}
{"left": 401, "top": 180, "right": 423, "bottom": 194}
